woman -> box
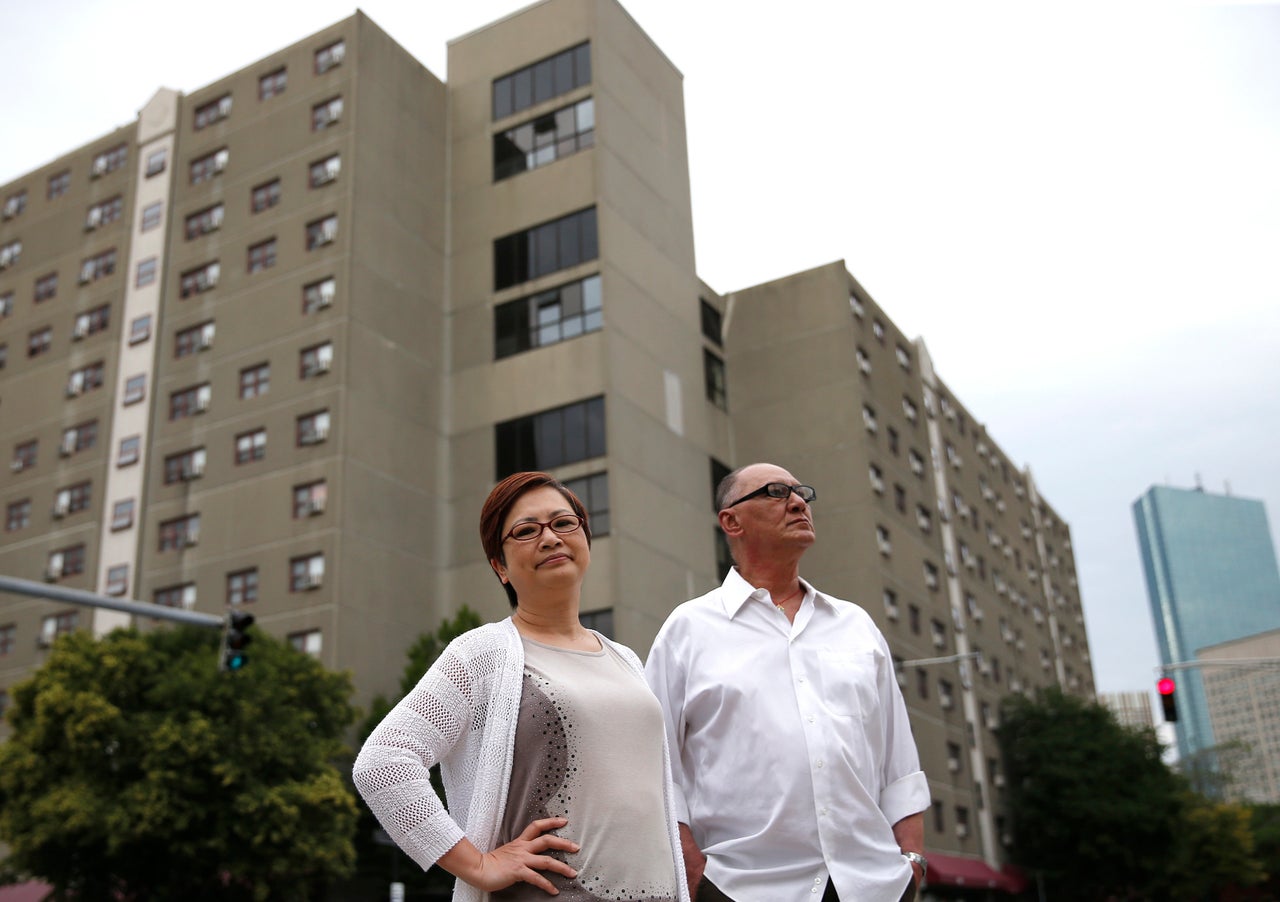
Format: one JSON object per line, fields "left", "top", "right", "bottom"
{"left": 354, "top": 472, "right": 689, "bottom": 901}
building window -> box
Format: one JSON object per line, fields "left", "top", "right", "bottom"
{"left": 91, "top": 144, "right": 128, "bottom": 177}
{"left": 1, "top": 291, "right": 12, "bottom": 317}
{"left": 290, "top": 553, "right": 325, "bottom": 591}
{"left": 0, "top": 239, "right": 20, "bottom": 269}
{"left": 876, "top": 525, "right": 891, "bottom": 556}
{"left": 145, "top": 148, "right": 167, "bottom": 177}
{"left": 117, "top": 435, "right": 140, "bottom": 467}
{"left": 122, "top": 374, "right": 146, "bottom": 405}
{"left": 239, "top": 363, "right": 270, "bottom": 399}
{"left": 247, "top": 238, "right": 277, "bottom": 273}
{"left": 563, "top": 472, "right": 609, "bottom": 536}
{"left": 492, "top": 41, "right": 591, "bottom": 120}
{"left": 190, "top": 148, "right": 229, "bottom": 184}
{"left": 3, "top": 189, "right": 27, "bottom": 219}
{"left": 289, "top": 629, "right": 323, "bottom": 657}
{"left": 908, "top": 449, "right": 925, "bottom": 477}
{"left": 251, "top": 179, "right": 281, "bottom": 213}
{"left": 873, "top": 319, "right": 886, "bottom": 343}
{"left": 85, "top": 196, "right": 124, "bottom": 230}
{"left": 309, "top": 154, "right": 340, "bottom": 187}
{"left": 39, "top": 610, "right": 79, "bottom": 644}
{"left": 28, "top": 327, "right": 52, "bottom": 357}
{"left": 902, "top": 397, "right": 918, "bottom": 424}
{"left": 887, "top": 427, "right": 899, "bottom": 455}
{"left": 47, "top": 170, "right": 71, "bottom": 199}
{"left": 258, "top": 67, "right": 287, "bottom": 100}
{"left": 883, "top": 589, "right": 899, "bottom": 621}
{"left": 869, "top": 464, "right": 884, "bottom": 494}
{"left": 494, "top": 395, "right": 605, "bottom": 479}
{"left": 303, "top": 277, "right": 335, "bottom": 313}
{"left": 710, "top": 458, "right": 731, "bottom": 510}
{"left": 703, "top": 349, "right": 728, "bottom": 411}
{"left": 293, "top": 481, "right": 328, "bottom": 518}
{"left": 78, "top": 248, "right": 117, "bottom": 283}
{"left": 66, "top": 361, "right": 106, "bottom": 397}
{"left": 110, "top": 498, "right": 135, "bottom": 531}
{"left": 862, "top": 404, "right": 878, "bottom": 434}
{"left": 579, "top": 609, "right": 613, "bottom": 639}
{"left": 185, "top": 203, "right": 224, "bottom": 240}
{"left": 227, "top": 569, "right": 259, "bottom": 605}
{"left": 700, "top": 299, "right": 723, "bottom": 347}
{"left": 493, "top": 274, "right": 601, "bottom": 359}
{"left": 163, "top": 447, "right": 206, "bottom": 484}
{"left": 60, "top": 421, "right": 97, "bottom": 457}
{"left": 105, "top": 565, "right": 128, "bottom": 597}
{"left": 135, "top": 257, "right": 158, "bottom": 288}
{"left": 916, "top": 668, "right": 928, "bottom": 700}
{"left": 34, "top": 272, "right": 57, "bottom": 302}
{"left": 297, "top": 411, "right": 331, "bottom": 446}
{"left": 0, "top": 342, "right": 6, "bottom": 369}
{"left": 50, "top": 481, "right": 90, "bottom": 516}
{"left": 938, "top": 679, "right": 954, "bottom": 710}
{"left": 896, "top": 344, "right": 912, "bottom": 370}
{"left": 13, "top": 439, "right": 38, "bottom": 472}
{"left": 856, "top": 346, "right": 871, "bottom": 375}
{"left": 74, "top": 306, "right": 112, "bottom": 338}
{"left": 179, "top": 261, "right": 220, "bottom": 297}
{"left": 306, "top": 215, "right": 338, "bottom": 249}
{"left": 0, "top": 623, "right": 15, "bottom": 655}
{"left": 925, "top": 562, "right": 941, "bottom": 592}
{"left": 235, "top": 429, "right": 267, "bottom": 464}
{"left": 141, "top": 201, "right": 163, "bottom": 231}
{"left": 155, "top": 583, "right": 196, "bottom": 609}
{"left": 159, "top": 514, "right": 200, "bottom": 552}
{"left": 494, "top": 207, "right": 597, "bottom": 290}
{"left": 315, "top": 38, "right": 346, "bottom": 73}
{"left": 299, "top": 342, "right": 334, "bottom": 378}
{"left": 311, "top": 96, "right": 344, "bottom": 130}
{"left": 169, "top": 383, "right": 211, "bottom": 419}
{"left": 493, "top": 97, "right": 594, "bottom": 181}
{"left": 175, "top": 321, "right": 215, "bottom": 357}
{"left": 46, "top": 547, "right": 86, "bottom": 581}
{"left": 194, "top": 94, "right": 232, "bottom": 130}
{"left": 5, "top": 499, "right": 31, "bottom": 532}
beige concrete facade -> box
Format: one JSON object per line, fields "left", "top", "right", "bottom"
{"left": 1198, "top": 629, "right": 1280, "bottom": 803}
{"left": 0, "top": 0, "right": 1093, "bottom": 873}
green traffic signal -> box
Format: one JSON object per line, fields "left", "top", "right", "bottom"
{"left": 221, "top": 610, "right": 255, "bottom": 672}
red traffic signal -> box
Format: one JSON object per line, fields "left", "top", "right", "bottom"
{"left": 1157, "top": 676, "right": 1177, "bottom": 723}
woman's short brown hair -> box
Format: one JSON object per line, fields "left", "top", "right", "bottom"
{"left": 479, "top": 471, "right": 591, "bottom": 608}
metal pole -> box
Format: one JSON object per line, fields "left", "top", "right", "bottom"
{"left": 0, "top": 573, "right": 223, "bottom": 629}
{"left": 901, "top": 651, "right": 983, "bottom": 668}
{"left": 1155, "top": 657, "right": 1280, "bottom": 674}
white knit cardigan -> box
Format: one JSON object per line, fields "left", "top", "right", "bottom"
{"left": 353, "top": 618, "right": 690, "bottom": 902}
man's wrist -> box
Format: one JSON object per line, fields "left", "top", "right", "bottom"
{"left": 903, "top": 851, "right": 927, "bottom": 881}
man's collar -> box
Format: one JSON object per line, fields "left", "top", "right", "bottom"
{"left": 720, "top": 567, "right": 829, "bottom": 617}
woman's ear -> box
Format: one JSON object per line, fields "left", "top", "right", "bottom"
{"left": 489, "top": 557, "right": 508, "bottom": 584}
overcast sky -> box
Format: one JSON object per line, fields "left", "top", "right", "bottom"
{"left": 3, "top": 1, "right": 1278, "bottom": 699}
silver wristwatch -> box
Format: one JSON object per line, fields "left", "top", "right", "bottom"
{"left": 904, "top": 851, "right": 928, "bottom": 879}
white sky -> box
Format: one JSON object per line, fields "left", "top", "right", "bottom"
{"left": 4, "top": 1, "right": 1279, "bottom": 698}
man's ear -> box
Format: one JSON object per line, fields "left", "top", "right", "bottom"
{"left": 489, "top": 557, "right": 508, "bottom": 584}
{"left": 718, "top": 509, "right": 743, "bottom": 539}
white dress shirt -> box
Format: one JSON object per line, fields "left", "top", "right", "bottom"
{"left": 645, "top": 568, "right": 930, "bottom": 902}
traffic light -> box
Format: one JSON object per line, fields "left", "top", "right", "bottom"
{"left": 1157, "top": 676, "right": 1178, "bottom": 723}
{"left": 221, "top": 610, "right": 254, "bottom": 671}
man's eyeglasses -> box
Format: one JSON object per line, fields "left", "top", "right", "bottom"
{"left": 502, "top": 514, "right": 585, "bottom": 543}
{"left": 725, "top": 482, "right": 817, "bottom": 509}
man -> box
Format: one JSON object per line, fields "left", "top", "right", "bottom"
{"left": 645, "top": 463, "right": 930, "bottom": 902}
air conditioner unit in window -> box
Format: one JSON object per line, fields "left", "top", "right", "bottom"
{"left": 947, "top": 759, "right": 961, "bottom": 773}
{"left": 308, "top": 496, "right": 327, "bottom": 514}
{"left": 11, "top": 459, "right": 25, "bottom": 472}
{"left": 183, "top": 531, "right": 199, "bottom": 548}
{"left": 79, "top": 267, "right": 94, "bottom": 285}
{"left": 85, "top": 209, "right": 102, "bottom": 230}
{"left": 994, "top": 774, "right": 1006, "bottom": 788}
{"left": 195, "top": 392, "right": 211, "bottom": 413}
{"left": 181, "top": 460, "right": 203, "bottom": 480}
{"left": 940, "top": 696, "right": 953, "bottom": 710}
{"left": 72, "top": 319, "right": 89, "bottom": 340}
{"left": 35, "top": 634, "right": 53, "bottom": 648}
{"left": 45, "top": 557, "right": 63, "bottom": 582}
{"left": 91, "top": 158, "right": 107, "bottom": 178}
{"left": 933, "top": 634, "right": 945, "bottom": 649}
{"left": 955, "top": 824, "right": 969, "bottom": 839}
{"left": 299, "top": 574, "right": 322, "bottom": 590}
{"left": 315, "top": 356, "right": 332, "bottom": 373}
{"left": 52, "top": 502, "right": 69, "bottom": 519}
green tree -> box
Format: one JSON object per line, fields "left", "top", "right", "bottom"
{"left": 0, "top": 625, "right": 358, "bottom": 901}
{"left": 1161, "top": 794, "right": 1265, "bottom": 900}
{"left": 998, "top": 687, "right": 1185, "bottom": 900}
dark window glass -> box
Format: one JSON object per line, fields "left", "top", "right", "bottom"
{"left": 700, "top": 299, "right": 723, "bottom": 346}
{"left": 704, "top": 349, "right": 727, "bottom": 411}
{"left": 494, "top": 207, "right": 597, "bottom": 290}
{"left": 564, "top": 472, "right": 609, "bottom": 537}
{"left": 579, "top": 608, "right": 613, "bottom": 639}
{"left": 710, "top": 458, "right": 731, "bottom": 510}
{"left": 494, "top": 396, "right": 605, "bottom": 479}
{"left": 492, "top": 42, "right": 590, "bottom": 121}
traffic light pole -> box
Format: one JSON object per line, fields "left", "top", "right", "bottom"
{"left": 0, "top": 573, "right": 223, "bottom": 630}
{"left": 1155, "top": 657, "right": 1280, "bottom": 674}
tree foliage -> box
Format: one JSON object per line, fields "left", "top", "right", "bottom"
{"left": 999, "top": 687, "right": 1185, "bottom": 899}
{"left": 998, "top": 687, "right": 1266, "bottom": 901}
{"left": 0, "top": 625, "right": 358, "bottom": 901}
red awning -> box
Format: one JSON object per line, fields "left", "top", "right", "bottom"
{"left": 0, "top": 882, "right": 51, "bottom": 902}
{"left": 927, "top": 852, "right": 1021, "bottom": 892}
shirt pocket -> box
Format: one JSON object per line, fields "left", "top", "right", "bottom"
{"left": 816, "top": 648, "right": 880, "bottom": 718}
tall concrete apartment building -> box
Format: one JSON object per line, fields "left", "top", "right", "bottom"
{"left": 1134, "top": 485, "right": 1280, "bottom": 767}
{"left": 1199, "top": 629, "right": 1280, "bottom": 804}
{"left": 1, "top": 0, "right": 1092, "bottom": 887}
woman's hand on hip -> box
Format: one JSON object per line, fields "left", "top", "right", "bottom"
{"left": 440, "top": 816, "right": 580, "bottom": 895}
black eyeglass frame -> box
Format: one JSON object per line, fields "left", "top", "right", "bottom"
{"left": 501, "top": 514, "right": 586, "bottom": 544}
{"left": 725, "top": 482, "right": 817, "bottom": 509}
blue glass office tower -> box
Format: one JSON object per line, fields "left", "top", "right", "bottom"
{"left": 1133, "top": 485, "right": 1280, "bottom": 767}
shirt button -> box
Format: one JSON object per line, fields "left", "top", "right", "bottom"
{"left": 810, "top": 888, "right": 819, "bottom": 894}
{"left": 814, "top": 877, "right": 823, "bottom": 884}
{"left": 797, "top": 676, "right": 806, "bottom": 683}
{"left": 816, "top": 759, "right": 824, "bottom": 768}
{"left": 807, "top": 715, "right": 815, "bottom": 723}
{"left": 821, "top": 807, "right": 829, "bottom": 815}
